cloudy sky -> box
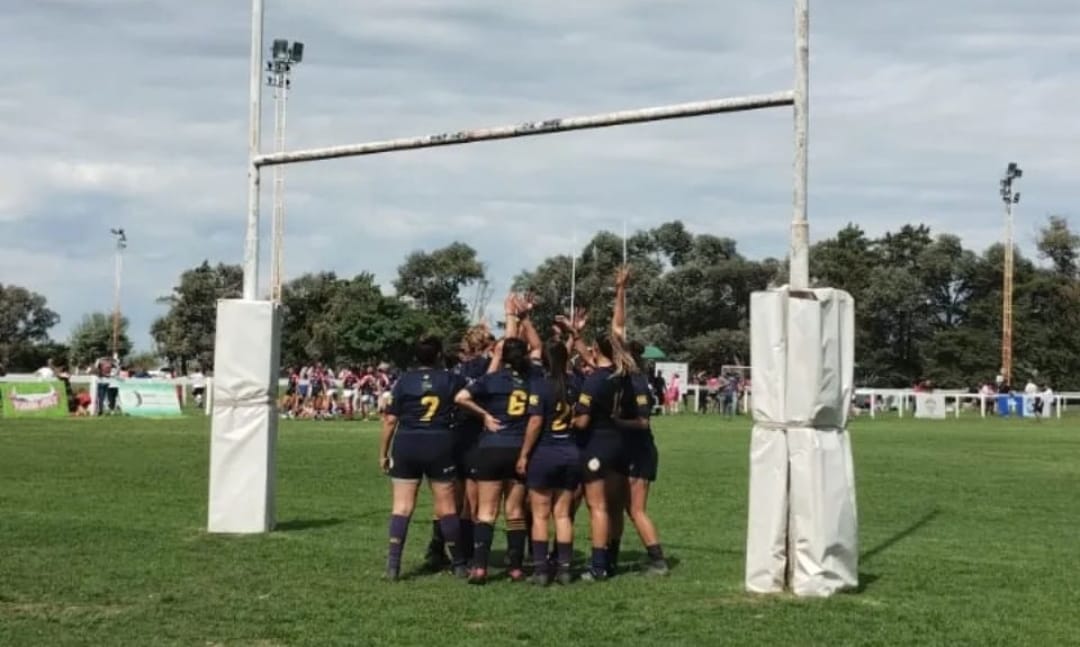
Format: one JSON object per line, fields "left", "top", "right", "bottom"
{"left": 1, "top": 0, "right": 1078, "bottom": 349}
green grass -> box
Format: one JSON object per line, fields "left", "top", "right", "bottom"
{"left": 1, "top": 414, "right": 1078, "bottom": 646}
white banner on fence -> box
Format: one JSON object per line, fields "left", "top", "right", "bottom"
{"left": 914, "top": 393, "right": 947, "bottom": 419}
{"left": 654, "top": 362, "right": 690, "bottom": 398}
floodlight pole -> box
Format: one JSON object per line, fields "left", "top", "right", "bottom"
{"left": 267, "top": 39, "right": 303, "bottom": 302}
{"left": 242, "top": 0, "right": 264, "bottom": 301}
{"left": 110, "top": 229, "right": 127, "bottom": 360}
{"left": 1000, "top": 163, "right": 1022, "bottom": 387}
{"left": 790, "top": 0, "right": 810, "bottom": 290}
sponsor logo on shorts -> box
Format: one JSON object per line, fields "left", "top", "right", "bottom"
{"left": 587, "top": 458, "right": 601, "bottom": 472}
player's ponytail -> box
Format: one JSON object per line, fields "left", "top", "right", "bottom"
{"left": 544, "top": 341, "right": 570, "bottom": 411}
{"left": 502, "top": 337, "right": 531, "bottom": 376}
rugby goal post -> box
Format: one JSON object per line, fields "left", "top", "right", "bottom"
{"left": 209, "top": 0, "right": 858, "bottom": 598}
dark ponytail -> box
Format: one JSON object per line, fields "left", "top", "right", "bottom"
{"left": 544, "top": 341, "right": 569, "bottom": 410}
{"left": 502, "top": 337, "right": 531, "bottom": 376}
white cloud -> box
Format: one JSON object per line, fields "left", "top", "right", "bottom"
{"left": 1, "top": 0, "right": 1078, "bottom": 349}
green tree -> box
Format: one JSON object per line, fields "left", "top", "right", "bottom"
{"left": 0, "top": 283, "right": 59, "bottom": 370}
{"left": 394, "top": 243, "right": 485, "bottom": 315}
{"left": 1037, "top": 215, "right": 1080, "bottom": 278}
{"left": 152, "top": 261, "right": 243, "bottom": 372}
{"left": 69, "top": 312, "right": 132, "bottom": 368}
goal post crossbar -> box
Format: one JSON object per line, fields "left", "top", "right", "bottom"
{"left": 254, "top": 91, "right": 795, "bottom": 168}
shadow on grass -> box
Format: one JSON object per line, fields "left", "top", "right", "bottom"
{"left": 274, "top": 518, "right": 345, "bottom": 532}
{"left": 861, "top": 508, "right": 941, "bottom": 564}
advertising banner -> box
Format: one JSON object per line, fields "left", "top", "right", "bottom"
{"left": 654, "top": 361, "right": 691, "bottom": 397}
{"left": 914, "top": 393, "right": 947, "bottom": 419}
{"left": 1, "top": 380, "right": 69, "bottom": 418}
{"left": 115, "top": 379, "right": 182, "bottom": 418}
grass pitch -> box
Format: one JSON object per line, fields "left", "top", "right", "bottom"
{"left": 1, "top": 413, "right": 1078, "bottom": 646}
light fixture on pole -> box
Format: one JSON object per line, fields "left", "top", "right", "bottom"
{"left": 266, "top": 38, "right": 303, "bottom": 302}
{"left": 109, "top": 228, "right": 127, "bottom": 361}
{"left": 1000, "top": 162, "right": 1022, "bottom": 387}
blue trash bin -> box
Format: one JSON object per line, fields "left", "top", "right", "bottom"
{"left": 1012, "top": 395, "right": 1025, "bottom": 417}
{"left": 997, "top": 394, "right": 1011, "bottom": 416}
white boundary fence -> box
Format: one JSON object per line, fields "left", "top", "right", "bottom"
{"left": 6, "top": 374, "right": 1071, "bottom": 421}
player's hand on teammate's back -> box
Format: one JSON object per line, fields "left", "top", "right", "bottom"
{"left": 482, "top": 413, "right": 502, "bottom": 433}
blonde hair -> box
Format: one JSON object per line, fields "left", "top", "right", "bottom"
{"left": 598, "top": 334, "right": 638, "bottom": 377}
{"left": 460, "top": 325, "right": 490, "bottom": 356}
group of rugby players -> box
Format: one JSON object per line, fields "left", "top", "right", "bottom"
{"left": 379, "top": 265, "right": 667, "bottom": 585}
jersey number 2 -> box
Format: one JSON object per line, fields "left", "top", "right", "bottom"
{"left": 420, "top": 395, "right": 439, "bottom": 422}
{"left": 507, "top": 390, "right": 528, "bottom": 416}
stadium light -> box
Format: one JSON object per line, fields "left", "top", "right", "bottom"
{"left": 266, "top": 38, "right": 303, "bottom": 302}
{"left": 1000, "top": 162, "right": 1022, "bottom": 387}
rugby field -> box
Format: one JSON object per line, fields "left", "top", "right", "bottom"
{"left": 1, "top": 414, "right": 1078, "bottom": 646}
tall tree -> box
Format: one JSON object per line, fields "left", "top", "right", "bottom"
{"left": 69, "top": 312, "right": 132, "bottom": 368}
{"left": 1037, "top": 215, "right": 1080, "bottom": 278}
{"left": 0, "top": 283, "right": 60, "bottom": 370}
{"left": 152, "top": 261, "right": 242, "bottom": 372}
{"left": 393, "top": 242, "right": 485, "bottom": 345}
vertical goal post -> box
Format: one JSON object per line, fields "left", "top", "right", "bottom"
{"left": 212, "top": 0, "right": 818, "bottom": 561}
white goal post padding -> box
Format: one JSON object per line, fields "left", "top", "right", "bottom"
{"left": 745, "top": 287, "right": 858, "bottom": 597}
{"left": 208, "top": 299, "right": 282, "bottom": 533}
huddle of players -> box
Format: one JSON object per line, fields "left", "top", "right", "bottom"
{"left": 379, "top": 266, "right": 668, "bottom": 585}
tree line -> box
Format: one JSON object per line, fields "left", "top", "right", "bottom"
{"left": 2, "top": 217, "right": 1078, "bottom": 389}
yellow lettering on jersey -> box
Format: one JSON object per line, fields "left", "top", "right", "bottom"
{"left": 551, "top": 401, "right": 571, "bottom": 431}
{"left": 508, "top": 389, "right": 528, "bottom": 416}
{"left": 420, "top": 395, "right": 439, "bottom": 422}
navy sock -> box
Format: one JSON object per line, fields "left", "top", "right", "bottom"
{"left": 387, "top": 514, "right": 410, "bottom": 572}
{"left": 531, "top": 540, "right": 549, "bottom": 574}
{"left": 438, "top": 515, "right": 464, "bottom": 567}
{"left": 460, "top": 519, "right": 475, "bottom": 561}
{"left": 646, "top": 544, "right": 665, "bottom": 562}
{"left": 430, "top": 518, "right": 445, "bottom": 550}
{"left": 608, "top": 538, "right": 622, "bottom": 572}
{"left": 507, "top": 518, "right": 529, "bottom": 570}
{"left": 473, "top": 522, "right": 494, "bottom": 570}
{"left": 506, "top": 518, "right": 527, "bottom": 570}
{"left": 590, "top": 547, "right": 608, "bottom": 574}
{"left": 556, "top": 542, "right": 573, "bottom": 568}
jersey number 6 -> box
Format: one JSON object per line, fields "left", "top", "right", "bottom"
{"left": 507, "top": 389, "right": 528, "bottom": 416}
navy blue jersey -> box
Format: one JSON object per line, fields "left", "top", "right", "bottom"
{"left": 574, "top": 366, "right": 619, "bottom": 432}
{"left": 387, "top": 368, "right": 467, "bottom": 435}
{"left": 530, "top": 372, "right": 582, "bottom": 446}
{"left": 467, "top": 368, "right": 533, "bottom": 448}
{"left": 617, "top": 373, "right": 654, "bottom": 421}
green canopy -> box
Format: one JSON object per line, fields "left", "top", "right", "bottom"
{"left": 641, "top": 345, "right": 666, "bottom": 360}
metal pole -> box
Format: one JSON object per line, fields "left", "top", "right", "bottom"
{"left": 1001, "top": 199, "right": 1014, "bottom": 385}
{"left": 270, "top": 77, "right": 288, "bottom": 302}
{"left": 255, "top": 91, "right": 795, "bottom": 167}
{"left": 112, "top": 241, "right": 122, "bottom": 359}
{"left": 789, "top": 0, "right": 810, "bottom": 289}
{"left": 570, "top": 230, "right": 577, "bottom": 318}
{"left": 242, "top": 0, "right": 264, "bottom": 300}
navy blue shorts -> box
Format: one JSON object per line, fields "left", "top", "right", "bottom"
{"left": 454, "top": 428, "right": 481, "bottom": 478}
{"left": 526, "top": 442, "right": 582, "bottom": 490}
{"left": 468, "top": 445, "right": 523, "bottom": 482}
{"left": 580, "top": 432, "right": 626, "bottom": 483}
{"left": 624, "top": 433, "right": 658, "bottom": 482}
{"left": 389, "top": 433, "right": 456, "bottom": 482}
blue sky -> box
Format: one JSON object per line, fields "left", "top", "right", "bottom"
{"left": 1, "top": 0, "right": 1078, "bottom": 350}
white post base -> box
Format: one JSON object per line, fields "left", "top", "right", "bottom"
{"left": 745, "top": 287, "right": 858, "bottom": 597}
{"left": 207, "top": 299, "right": 282, "bottom": 534}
